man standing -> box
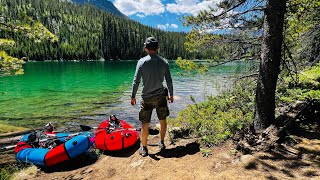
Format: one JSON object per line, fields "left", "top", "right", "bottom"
{"left": 131, "top": 37, "right": 174, "bottom": 157}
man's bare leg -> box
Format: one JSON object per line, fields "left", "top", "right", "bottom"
{"left": 159, "top": 119, "right": 167, "bottom": 142}
{"left": 141, "top": 122, "right": 150, "bottom": 147}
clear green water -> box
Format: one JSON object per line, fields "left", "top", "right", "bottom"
{"left": 0, "top": 61, "right": 256, "bottom": 128}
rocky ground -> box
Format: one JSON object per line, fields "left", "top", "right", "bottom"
{"left": 9, "top": 126, "right": 320, "bottom": 180}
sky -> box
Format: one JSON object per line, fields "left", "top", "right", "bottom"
{"left": 109, "top": 0, "right": 222, "bottom": 32}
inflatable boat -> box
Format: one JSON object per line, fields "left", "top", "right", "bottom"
{"left": 94, "top": 116, "right": 140, "bottom": 151}
{"left": 15, "top": 131, "right": 94, "bottom": 167}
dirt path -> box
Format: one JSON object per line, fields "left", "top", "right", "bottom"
{"left": 11, "top": 130, "right": 320, "bottom": 180}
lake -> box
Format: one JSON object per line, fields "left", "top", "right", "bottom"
{"left": 0, "top": 60, "right": 256, "bottom": 129}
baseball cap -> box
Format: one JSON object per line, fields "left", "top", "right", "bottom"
{"left": 144, "top": 37, "right": 159, "bottom": 48}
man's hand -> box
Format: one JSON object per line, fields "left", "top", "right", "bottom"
{"left": 168, "top": 96, "right": 174, "bottom": 103}
{"left": 131, "top": 98, "right": 136, "bottom": 105}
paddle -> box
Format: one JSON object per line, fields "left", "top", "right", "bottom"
{"left": 0, "top": 132, "right": 82, "bottom": 152}
{"left": 0, "top": 144, "right": 18, "bottom": 152}
{"left": 79, "top": 125, "right": 159, "bottom": 135}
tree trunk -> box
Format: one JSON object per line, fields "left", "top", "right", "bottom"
{"left": 254, "top": 0, "right": 287, "bottom": 131}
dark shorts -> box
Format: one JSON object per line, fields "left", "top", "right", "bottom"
{"left": 139, "top": 95, "right": 169, "bottom": 123}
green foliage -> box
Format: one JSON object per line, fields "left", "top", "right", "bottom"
{"left": 173, "top": 63, "right": 320, "bottom": 146}
{"left": 182, "top": 0, "right": 263, "bottom": 64}
{"left": 200, "top": 148, "right": 212, "bottom": 157}
{"left": 0, "top": 9, "right": 57, "bottom": 76}
{"left": 0, "top": 51, "right": 24, "bottom": 76}
{"left": 286, "top": 0, "right": 319, "bottom": 40}
{"left": 0, "top": 123, "right": 27, "bottom": 133}
{"left": 24, "top": 22, "right": 58, "bottom": 43}
{"left": 277, "top": 63, "right": 320, "bottom": 104}
{"left": 298, "top": 64, "right": 320, "bottom": 87}
{"left": 175, "top": 57, "right": 208, "bottom": 74}
{"left": 172, "top": 81, "right": 255, "bottom": 146}
{"left": 185, "top": 31, "right": 221, "bottom": 53}
{"left": 0, "top": 163, "right": 28, "bottom": 180}
{"left": 0, "top": 0, "right": 209, "bottom": 60}
{"left": 0, "top": 39, "right": 15, "bottom": 47}
{"left": 285, "top": 0, "right": 320, "bottom": 65}
{"left": 184, "top": 31, "right": 235, "bottom": 60}
{"left": 0, "top": 14, "right": 58, "bottom": 43}
{"left": 0, "top": 168, "right": 11, "bottom": 180}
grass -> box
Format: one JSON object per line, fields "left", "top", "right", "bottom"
{"left": 0, "top": 123, "right": 28, "bottom": 134}
{"left": 11, "top": 166, "right": 38, "bottom": 180}
{"left": 0, "top": 163, "right": 37, "bottom": 180}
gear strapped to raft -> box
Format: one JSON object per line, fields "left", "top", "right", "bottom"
{"left": 94, "top": 116, "right": 140, "bottom": 151}
{"left": 14, "top": 123, "right": 94, "bottom": 167}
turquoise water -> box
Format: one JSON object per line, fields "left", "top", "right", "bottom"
{"left": 0, "top": 61, "right": 256, "bottom": 128}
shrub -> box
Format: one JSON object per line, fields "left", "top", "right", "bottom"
{"left": 277, "top": 63, "right": 320, "bottom": 105}
{"left": 172, "top": 63, "right": 320, "bottom": 146}
{"left": 172, "top": 81, "right": 255, "bottom": 146}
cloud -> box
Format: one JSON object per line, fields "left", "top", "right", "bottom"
{"left": 136, "top": 13, "right": 145, "bottom": 18}
{"left": 156, "top": 23, "right": 179, "bottom": 30}
{"left": 114, "top": 0, "right": 165, "bottom": 16}
{"left": 157, "top": 24, "right": 167, "bottom": 30}
{"left": 166, "top": 0, "right": 223, "bottom": 16}
{"left": 170, "top": 24, "right": 179, "bottom": 28}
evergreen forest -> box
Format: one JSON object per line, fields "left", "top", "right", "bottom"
{"left": 0, "top": 0, "right": 201, "bottom": 60}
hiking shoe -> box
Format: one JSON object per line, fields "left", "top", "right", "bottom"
{"left": 139, "top": 146, "right": 148, "bottom": 157}
{"left": 158, "top": 141, "right": 166, "bottom": 150}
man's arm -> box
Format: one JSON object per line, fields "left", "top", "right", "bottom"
{"left": 131, "top": 61, "right": 142, "bottom": 105}
{"left": 165, "top": 63, "right": 174, "bottom": 102}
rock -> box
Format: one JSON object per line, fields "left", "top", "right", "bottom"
{"left": 73, "top": 174, "right": 83, "bottom": 179}
{"left": 231, "top": 158, "right": 240, "bottom": 164}
{"left": 222, "top": 154, "right": 231, "bottom": 160}
{"left": 214, "top": 162, "right": 222, "bottom": 169}
{"left": 292, "top": 100, "right": 304, "bottom": 109}
{"left": 240, "top": 155, "right": 257, "bottom": 168}
{"left": 129, "top": 160, "right": 145, "bottom": 168}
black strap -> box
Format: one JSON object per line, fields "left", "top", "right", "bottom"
{"left": 104, "top": 135, "right": 108, "bottom": 151}
{"left": 121, "top": 130, "right": 124, "bottom": 150}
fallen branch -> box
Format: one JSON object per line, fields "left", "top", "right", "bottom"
{"left": 0, "top": 128, "right": 40, "bottom": 138}
{"left": 237, "top": 72, "right": 259, "bottom": 80}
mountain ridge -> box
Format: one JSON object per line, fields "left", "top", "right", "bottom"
{"left": 71, "top": 0, "right": 126, "bottom": 17}
{"left": 0, "top": 0, "right": 198, "bottom": 60}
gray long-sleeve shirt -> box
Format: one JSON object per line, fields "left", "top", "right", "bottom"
{"left": 131, "top": 54, "right": 173, "bottom": 99}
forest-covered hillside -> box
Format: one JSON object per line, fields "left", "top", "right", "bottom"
{"left": 71, "top": 0, "right": 127, "bottom": 18}
{"left": 0, "top": 0, "right": 199, "bottom": 60}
